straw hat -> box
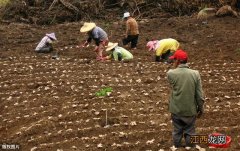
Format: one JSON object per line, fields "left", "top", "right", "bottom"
{"left": 106, "top": 42, "right": 118, "bottom": 51}
{"left": 46, "top": 33, "right": 57, "bottom": 40}
{"left": 80, "top": 22, "right": 96, "bottom": 32}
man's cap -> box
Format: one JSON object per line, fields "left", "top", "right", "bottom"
{"left": 123, "top": 12, "right": 130, "bottom": 18}
{"left": 169, "top": 49, "right": 188, "bottom": 61}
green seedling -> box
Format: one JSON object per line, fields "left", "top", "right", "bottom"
{"left": 95, "top": 87, "right": 113, "bottom": 97}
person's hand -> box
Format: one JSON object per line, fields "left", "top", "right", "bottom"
{"left": 102, "top": 56, "right": 109, "bottom": 61}
{"left": 81, "top": 41, "right": 89, "bottom": 48}
{"left": 121, "top": 34, "right": 126, "bottom": 38}
{"left": 197, "top": 108, "right": 203, "bottom": 118}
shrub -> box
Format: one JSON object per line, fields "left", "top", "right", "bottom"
{"left": 0, "top": 0, "right": 10, "bottom": 7}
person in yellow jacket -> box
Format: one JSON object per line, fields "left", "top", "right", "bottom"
{"left": 146, "top": 38, "right": 180, "bottom": 62}
{"left": 103, "top": 42, "right": 133, "bottom": 61}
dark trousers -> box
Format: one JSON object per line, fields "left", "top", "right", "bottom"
{"left": 36, "top": 45, "right": 53, "bottom": 53}
{"left": 156, "top": 50, "right": 174, "bottom": 62}
{"left": 171, "top": 114, "right": 196, "bottom": 148}
{"left": 122, "top": 34, "right": 139, "bottom": 48}
{"left": 162, "top": 50, "right": 173, "bottom": 60}
{"left": 237, "top": 1, "right": 240, "bottom": 9}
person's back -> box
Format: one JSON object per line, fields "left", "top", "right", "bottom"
{"left": 126, "top": 17, "right": 139, "bottom": 35}
{"left": 113, "top": 47, "right": 133, "bottom": 60}
{"left": 35, "top": 36, "right": 51, "bottom": 51}
{"left": 157, "top": 38, "right": 179, "bottom": 53}
{"left": 155, "top": 38, "right": 180, "bottom": 61}
{"left": 89, "top": 26, "right": 108, "bottom": 41}
{"left": 167, "top": 65, "right": 201, "bottom": 116}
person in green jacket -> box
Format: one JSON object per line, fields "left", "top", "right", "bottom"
{"left": 103, "top": 42, "right": 133, "bottom": 61}
{"left": 167, "top": 49, "right": 204, "bottom": 150}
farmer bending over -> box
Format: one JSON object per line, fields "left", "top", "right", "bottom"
{"left": 146, "top": 38, "right": 180, "bottom": 63}
{"left": 103, "top": 42, "right": 133, "bottom": 61}
{"left": 35, "top": 33, "right": 57, "bottom": 53}
{"left": 80, "top": 22, "right": 109, "bottom": 61}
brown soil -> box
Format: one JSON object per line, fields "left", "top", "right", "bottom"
{"left": 0, "top": 15, "right": 240, "bottom": 151}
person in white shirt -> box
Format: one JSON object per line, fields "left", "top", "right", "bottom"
{"left": 35, "top": 33, "right": 57, "bottom": 53}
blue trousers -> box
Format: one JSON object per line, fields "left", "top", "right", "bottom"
{"left": 171, "top": 114, "right": 196, "bottom": 148}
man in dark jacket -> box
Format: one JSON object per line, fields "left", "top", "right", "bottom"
{"left": 167, "top": 49, "right": 204, "bottom": 150}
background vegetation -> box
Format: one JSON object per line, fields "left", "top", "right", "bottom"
{"left": 0, "top": 0, "right": 230, "bottom": 24}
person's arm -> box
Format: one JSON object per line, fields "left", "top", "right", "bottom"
{"left": 155, "top": 45, "right": 164, "bottom": 62}
{"left": 46, "top": 38, "right": 53, "bottom": 46}
{"left": 112, "top": 50, "right": 120, "bottom": 61}
{"left": 195, "top": 72, "right": 205, "bottom": 117}
{"left": 155, "top": 44, "right": 164, "bottom": 56}
{"left": 92, "top": 28, "right": 102, "bottom": 46}
{"left": 86, "top": 30, "right": 94, "bottom": 43}
{"left": 103, "top": 55, "right": 112, "bottom": 60}
{"left": 117, "top": 53, "right": 122, "bottom": 61}
{"left": 85, "top": 31, "right": 94, "bottom": 45}
{"left": 79, "top": 35, "right": 91, "bottom": 48}
{"left": 93, "top": 38, "right": 101, "bottom": 46}
{"left": 81, "top": 30, "right": 95, "bottom": 47}
{"left": 166, "top": 70, "right": 175, "bottom": 86}
{"left": 87, "top": 37, "right": 92, "bottom": 43}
